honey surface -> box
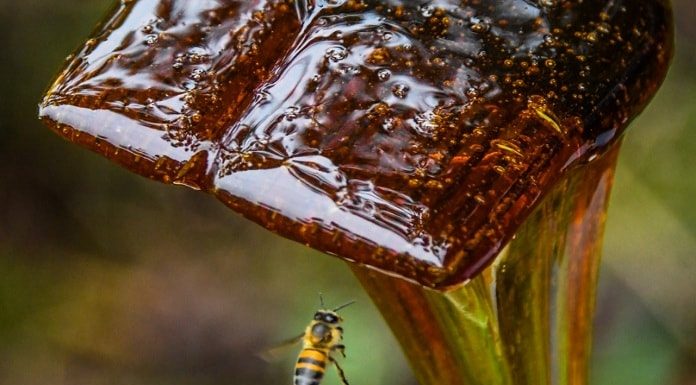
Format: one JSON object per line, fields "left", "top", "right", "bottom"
{"left": 40, "top": 0, "right": 672, "bottom": 288}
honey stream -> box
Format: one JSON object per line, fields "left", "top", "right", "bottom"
{"left": 353, "top": 142, "right": 621, "bottom": 385}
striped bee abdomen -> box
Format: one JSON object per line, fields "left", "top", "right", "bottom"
{"left": 294, "top": 349, "right": 327, "bottom": 385}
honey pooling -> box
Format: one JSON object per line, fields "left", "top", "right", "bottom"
{"left": 40, "top": 0, "right": 672, "bottom": 289}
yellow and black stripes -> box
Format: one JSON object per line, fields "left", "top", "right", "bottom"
{"left": 288, "top": 306, "right": 353, "bottom": 385}
{"left": 294, "top": 349, "right": 327, "bottom": 385}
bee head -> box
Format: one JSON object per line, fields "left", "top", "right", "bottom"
{"left": 314, "top": 295, "right": 354, "bottom": 325}
{"left": 313, "top": 310, "right": 340, "bottom": 324}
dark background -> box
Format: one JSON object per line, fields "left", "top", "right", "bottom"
{"left": 1, "top": 1, "right": 695, "bottom": 384}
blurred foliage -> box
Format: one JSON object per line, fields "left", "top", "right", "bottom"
{"left": 0, "top": 0, "right": 694, "bottom": 384}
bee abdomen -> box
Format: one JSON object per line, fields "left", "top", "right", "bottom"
{"left": 294, "top": 349, "right": 327, "bottom": 385}
{"left": 294, "top": 367, "right": 324, "bottom": 385}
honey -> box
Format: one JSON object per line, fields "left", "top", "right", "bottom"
{"left": 39, "top": 0, "right": 672, "bottom": 289}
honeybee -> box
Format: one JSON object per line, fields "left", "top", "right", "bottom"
{"left": 263, "top": 295, "right": 354, "bottom": 385}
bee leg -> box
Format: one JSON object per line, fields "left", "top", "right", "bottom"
{"left": 329, "top": 356, "right": 350, "bottom": 385}
{"left": 333, "top": 344, "right": 346, "bottom": 358}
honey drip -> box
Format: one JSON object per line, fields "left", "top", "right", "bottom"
{"left": 39, "top": 0, "right": 672, "bottom": 289}
{"left": 354, "top": 142, "right": 621, "bottom": 385}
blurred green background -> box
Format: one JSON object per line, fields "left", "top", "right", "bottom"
{"left": 0, "top": 1, "right": 694, "bottom": 384}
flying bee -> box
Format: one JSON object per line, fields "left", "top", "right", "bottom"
{"left": 262, "top": 295, "right": 354, "bottom": 385}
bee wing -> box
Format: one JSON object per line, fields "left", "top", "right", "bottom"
{"left": 257, "top": 332, "right": 305, "bottom": 362}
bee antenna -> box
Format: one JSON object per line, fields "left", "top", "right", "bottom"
{"left": 319, "top": 292, "right": 325, "bottom": 308}
{"left": 333, "top": 300, "right": 356, "bottom": 312}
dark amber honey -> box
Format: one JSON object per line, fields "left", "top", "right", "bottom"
{"left": 40, "top": 0, "right": 672, "bottom": 289}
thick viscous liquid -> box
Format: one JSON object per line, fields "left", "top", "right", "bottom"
{"left": 40, "top": 0, "right": 672, "bottom": 289}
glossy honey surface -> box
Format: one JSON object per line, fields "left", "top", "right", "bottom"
{"left": 40, "top": 0, "right": 672, "bottom": 289}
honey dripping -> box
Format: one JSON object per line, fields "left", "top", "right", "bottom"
{"left": 40, "top": 0, "right": 672, "bottom": 289}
